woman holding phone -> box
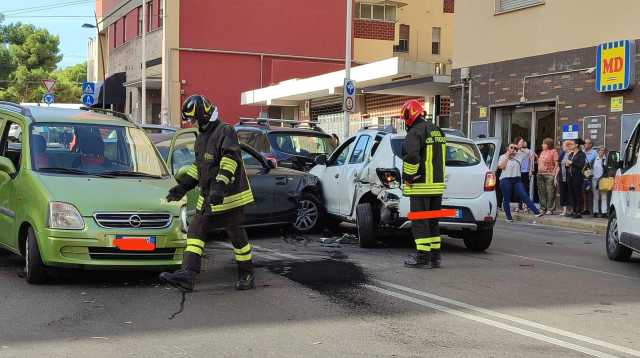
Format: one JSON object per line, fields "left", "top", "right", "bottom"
{"left": 498, "top": 144, "right": 542, "bottom": 222}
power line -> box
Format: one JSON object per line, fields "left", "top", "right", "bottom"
{"left": 1, "top": 0, "right": 92, "bottom": 16}
{"left": 0, "top": 0, "right": 91, "bottom": 14}
{"left": 4, "top": 16, "right": 94, "bottom": 18}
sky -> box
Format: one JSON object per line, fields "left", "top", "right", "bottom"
{"left": 1, "top": 0, "right": 96, "bottom": 68}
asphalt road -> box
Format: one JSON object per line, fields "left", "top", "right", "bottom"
{"left": 1, "top": 221, "right": 640, "bottom": 358}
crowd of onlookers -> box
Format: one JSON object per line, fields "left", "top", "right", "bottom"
{"left": 497, "top": 137, "right": 614, "bottom": 222}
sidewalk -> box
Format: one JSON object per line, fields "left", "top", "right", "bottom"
{"left": 499, "top": 211, "right": 608, "bottom": 235}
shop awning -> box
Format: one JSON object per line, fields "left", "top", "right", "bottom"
{"left": 92, "top": 72, "right": 127, "bottom": 108}
{"left": 241, "top": 57, "right": 447, "bottom": 106}
{"left": 362, "top": 75, "right": 451, "bottom": 97}
{"left": 123, "top": 76, "right": 162, "bottom": 89}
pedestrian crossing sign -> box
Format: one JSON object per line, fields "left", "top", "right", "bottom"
{"left": 82, "top": 82, "right": 95, "bottom": 95}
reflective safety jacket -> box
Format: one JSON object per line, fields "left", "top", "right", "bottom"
{"left": 402, "top": 118, "right": 446, "bottom": 197}
{"left": 179, "top": 121, "right": 254, "bottom": 214}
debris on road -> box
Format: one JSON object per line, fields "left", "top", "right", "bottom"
{"left": 319, "top": 233, "right": 360, "bottom": 248}
{"left": 169, "top": 291, "right": 188, "bottom": 320}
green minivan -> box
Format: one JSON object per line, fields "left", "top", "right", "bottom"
{"left": 0, "top": 103, "right": 187, "bottom": 283}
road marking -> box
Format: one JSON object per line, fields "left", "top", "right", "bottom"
{"left": 251, "top": 244, "right": 302, "bottom": 260}
{"left": 366, "top": 285, "right": 621, "bottom": 358}
{"left": 374, "top": 280, "right": 640, "bottom": 357}
{"left": 493, "top": 251, "right": 640, "bottom": 281}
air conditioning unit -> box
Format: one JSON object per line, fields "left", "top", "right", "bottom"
{"left": 434, "top": 62, "right": 447, "bottom": 75}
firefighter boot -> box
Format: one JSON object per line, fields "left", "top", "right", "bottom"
{"left": 235, "top": 262, "right": 255, "bottom": 290}
{"left": 431, "top": 249, "right": 442, "bottom": 268}
{"left": 404, "top": 251, "right": 431, "bottom": 269}
{"left": 159, "top": 252, "right": 201, "bottom": 292}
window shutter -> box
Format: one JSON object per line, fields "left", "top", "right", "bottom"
{"left": 443, "top": 0, "right": 455, "bottom": 13}
{"left": 495, "top": 0, "right": 544, "bottom": 13}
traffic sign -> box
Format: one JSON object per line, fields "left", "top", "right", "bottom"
{"left": 43, "top": 93, "right": 54, "bottom": 105}
{"left": 81, "top": 94, "right": 95, "bottom": 106}
{"left": 42, "top": 79, "right": 56, "bottom": 93}
{"left": 343, "top": 79, "right": 356, "bottom": 113}
{"left": 82, "top": 82, "right": 95, "bottom": 95}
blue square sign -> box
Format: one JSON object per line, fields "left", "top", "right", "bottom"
{"left": 82, "top": 82, "right": 95, "bottom": 95}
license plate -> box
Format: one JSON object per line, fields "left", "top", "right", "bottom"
{"left": 113, "top": 236, "right": 156, "bottom": 251}
{"left": 454, "top": 209, "right": 463, "bottom": 219}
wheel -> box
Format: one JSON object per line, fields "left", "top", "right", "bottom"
{"left": 25, "top": 227, "right": 48, "bottom": 284}
{"left": 293, "top": 192, "right": 323, "bottom": 234}
{"left": 463, "top": 228, "right": 493, "bottom": 252}
{"left": 606, "top": 212, "right": 632, "bottom": 261}
{"left": 356, "top": 203, "right": 377, "bottom": 248}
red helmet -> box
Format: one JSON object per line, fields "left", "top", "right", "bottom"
{"left": 401, "top": 99, "right": 424, "bottom": 127}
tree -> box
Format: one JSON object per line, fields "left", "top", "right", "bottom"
{"left": 51, "top": 62, "right": 87, "bottom": 103}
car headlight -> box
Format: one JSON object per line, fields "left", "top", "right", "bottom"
{"left": 180, "top": 205, "right": 188, "bottom": 233}
{"left": 48, "top": 202, "right": 85, "bottom": 230}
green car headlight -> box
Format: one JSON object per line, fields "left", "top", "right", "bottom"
{"left": 180, "top": 205, "right": 188, "bottom": 233}
{"left": 48, "top": 202, "right": 85, "bottom": 230}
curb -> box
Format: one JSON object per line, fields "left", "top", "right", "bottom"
{"left": 498, "top": 212, "right": 608, "bottom": 235}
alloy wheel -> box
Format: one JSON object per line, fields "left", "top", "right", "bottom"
{"left": 607, "top": 216, "right": 619, "bottom": 252}
{"left": 295, "top": 199, "right": 319, "bottom": 231}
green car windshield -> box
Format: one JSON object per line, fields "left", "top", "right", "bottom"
{"left": 30, "top": 123, "right": 169, "bottom": 177}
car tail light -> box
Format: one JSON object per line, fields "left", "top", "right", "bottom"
{"left": 376, "top": 168, "right": 401, "bottom": 189}
{"left": 484, "top": 172, "right": 496, "bottom": 191}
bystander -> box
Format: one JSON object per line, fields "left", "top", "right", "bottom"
{"left": 591, "top": 147, "right": 608, "bottom": 218}
{"left": 537, "top": 138, "right": 559, "bottom": 215}
{"left": 582, "top": 139, "right": 597, "bottom": 215}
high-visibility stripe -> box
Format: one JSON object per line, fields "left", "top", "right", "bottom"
{"left": 403, "top": 161, "right": 419, "bottom": 175}
{"left": 215, "top": 174, "right": 230, "bottom": 185}
{"left": 185, "top": 246, "right": 203, "bottom": 256}
{"left": 416, "top": 244, "right": 431, "bottom": 252}
{"left": 408, "top": 209, "right": 457, "bottom": 220}
{"left": 196, "top": 195, "right": 205, "bottom": 210}
{"left": 403, "top": 187, "right": 445, "bottom": 196}
{"left": 235, "top": 252, "right": 252, "bottom": 261}
{"left": 430, "top": 236, "right": 441, "bottom": 243}
{"left": 415, "top": 238, "right": 432, "bottom": 245}
{"left": 441, "top": 143, "right": 446, "bottom": 176}
{"left": 211, "top": 189, "right": 254, "bottom": 213}
{"left": 431, "top": 242, "right": 442, "bottom": 250}
{"left": 186, "top": 164, "right": 198, "bottom": 180}
{"left": 426, "top": 145, "right": 433, "bottom": 184}
{"left": 219, "top": 156, "right": 238, "bottom": 174}
{"left": 187, "top": 238, "right": 205, "bottom": 249}
{"left": 234, "top": 243, "right": 251, "bottom": 255}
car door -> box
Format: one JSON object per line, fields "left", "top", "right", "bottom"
{"left": 339, "top": 134, "right": 372, "bottom": 216}
{"left": 475, "top": 138, "right": 501, "bottom": 172}
{"left": 314, "top": 137, "right": 356, "bottom": 215}
{"left": 167, "top": 129, "right": 199, "bottom": 218}
{"left": 617, "top": 123, "right": 640, "bottom": 240}
{"left": 0, "top": 120, "right": 22, "bottom": 250}
{"left": 240, "top": 146, "right": 278, "bottom": 225}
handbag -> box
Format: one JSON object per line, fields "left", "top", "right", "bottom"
{"left": 582, "top": 160, "right": 593, "bottom": 178}
{"left": 598, "top": 177, "right": 615, "bottom": 192}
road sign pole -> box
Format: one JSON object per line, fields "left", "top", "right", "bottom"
{"left": 343, "top": 0, "right": 352, "bottom": 140}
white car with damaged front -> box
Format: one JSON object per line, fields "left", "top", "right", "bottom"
{"left": 311, "top": 129, "right": 498, "bottom": 251}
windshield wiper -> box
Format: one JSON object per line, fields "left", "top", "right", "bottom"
{"left": 100, "top": 170, "right": 163, "bottom": 179}
{"left": 38, "top": 167, "right": 116, "bottom": 178}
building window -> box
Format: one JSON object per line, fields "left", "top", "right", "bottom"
{"left": 137, "top": 7, "right": 143, "bottom": 35}
{"left": 394, "top": 24, "right": 409, "bottom": 53}
{"left": 148, "top": 1, "right": 153, "bottom": 31}
{"left": 128, "top": 91, "right": 132, "bottom": 114}
{"left": 495, "top": 0, "right": 544, "bottom": 14}
{"left": 356, "top": 2, "right": 396, "bottom": 22}
{"left": 443, "top": 0, "right": 455, "bottom": 13}
{"left": 432, "top": 27, "right": 441, "bottom": 55}
{"left": 159, "top": 0, "right": 163, "bottom": 28}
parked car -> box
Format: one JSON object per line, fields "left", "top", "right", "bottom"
{"left": 605, "top": 120, "right": 640, "bottom": 261}
{"left": 234, "top": 119, "right": 337, "bottom": 171}
{"left": 0, "top": 103, "right": 187, "bottom": 284}
{"left": 151, "top": 128, "right": 325, "bottom": 234}
{"left": 310, "top": 128, "right": 499, "bottom": 250}
{"left": 140, "top": 124, "right": 178, "bottom": 135}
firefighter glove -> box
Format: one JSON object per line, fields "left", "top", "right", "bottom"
{"left": 167, "top": 185, "right": 188, "bottom": 202}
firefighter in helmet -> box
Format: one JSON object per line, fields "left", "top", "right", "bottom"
{"left": 401, "top": 99, "right": 446, "bottom": 269}
{"left": 160, "top": 94, "right": 255, "bottom": 291}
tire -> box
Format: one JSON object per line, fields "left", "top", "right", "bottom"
{"left": 606, "top": 212, "right": 633, "bottom": 261}
{"left": 25, "top": 227, "right": 48, "bottom": 284}
{"left": 463, "top": 228, "right": 493, "bottom": 252}
{"left": 293, "top": 192, "right": 323, "bottom": 234}
{"left": 356, "top": 203, "right": 377, "bottom": 248}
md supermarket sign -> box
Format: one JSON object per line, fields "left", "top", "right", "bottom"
{"left": 596, "top": 40, "right": 635, "bottom": 93}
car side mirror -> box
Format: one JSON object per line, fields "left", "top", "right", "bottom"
{"left": 174, "top": 165, "right": 191, "bottom": 181}
{"left": 0, "top": 156, "right": 16, "bottom": 178}
{"left": 267, "top": 160, "right": 276, "bottom": 169}
{"left": 314, "top": 154, "right": 327, "bottom": 165}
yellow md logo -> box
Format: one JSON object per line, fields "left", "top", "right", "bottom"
{"left": 596, "top": 40, "right": 635, "bottom": 92}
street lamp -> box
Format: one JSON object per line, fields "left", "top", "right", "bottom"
{"left": 81, "top": 13, "right": 107, "bottom": 109}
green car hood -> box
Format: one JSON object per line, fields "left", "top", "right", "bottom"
{"left": 38, "top": 174, "right": 181, "bottom": 216}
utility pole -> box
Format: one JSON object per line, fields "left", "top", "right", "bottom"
{"left": 343, "top": 0, "right": 353, "bottom": 140}
{"left": 141, "top": 0, "right": 147, "bottom": 124}
{"left": 160, "top": 0, "right": 170, "bottom": 126}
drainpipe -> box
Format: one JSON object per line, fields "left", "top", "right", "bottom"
{"left": 467, "top": 79, "right": 472, "bottom": 137}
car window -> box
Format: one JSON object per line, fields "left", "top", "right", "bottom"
{"left": 349, "top": 135, "right": 370, "bottom": 164}
{"left": 477, "top": 143, "right": 496, "bottom": 167}
{"left": 241, "top": 149, "right": 263, "bottom": 168}
{"left": 390, "top": 138, "right": 481, "bottom": 167}
{"left": 328, "top": 137, "right": 355, "bottom": 166}
{"left": 623, "top": 124, "right": 640, "bottom": 170}
{"left": 237, "top": 130, "right": 271, "bottom": 153}
{"left": 171, "top": 132, "right": 197, "bottom": 174}
{"left": 370, "top": 135, "right": 383, "bottom": 156}
{"left": 1, "top": 122, "right": 22, "bottom": 171}
{"left": 268, "top": 132, "right": 336, "bottom": 157}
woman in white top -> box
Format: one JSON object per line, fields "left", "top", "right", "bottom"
{"left": 592, "top": 147, "right": 608, "bottom": 218}
{"left": 498, "top": 144, "right": 542, "bottom": 222}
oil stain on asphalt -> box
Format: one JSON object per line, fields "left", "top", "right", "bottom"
{"left": 264, "top": 259, "right": 370, "bottom": 309}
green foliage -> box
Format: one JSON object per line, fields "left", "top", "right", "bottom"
{"left": 0, "top": 22, "right": 84, "bottom": 103}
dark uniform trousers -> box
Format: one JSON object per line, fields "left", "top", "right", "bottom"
{"left": 182, "top": 209, "right": 253, "bottom": 274}
{"left": 410, "top": 196, "right": 443, "bottom": 253}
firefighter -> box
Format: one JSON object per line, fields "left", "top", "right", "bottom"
{"left": 401, "top": 99, "right": 446, "bottom": 269}
{"left": 160, "top": 95, "right": 255, "bottom": 291}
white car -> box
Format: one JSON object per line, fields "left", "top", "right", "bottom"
{"left": 606, "top": 121, "right": 640, "bottom": 261}
{"left": 311, "top": 129, "right": 499, "bottom": 251}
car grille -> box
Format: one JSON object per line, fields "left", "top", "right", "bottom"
{"left": 88, "top": 247, "right": 176, "bottom": 260}
{"left": 94, "top": 213, "right": 172, "bottom": 229}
